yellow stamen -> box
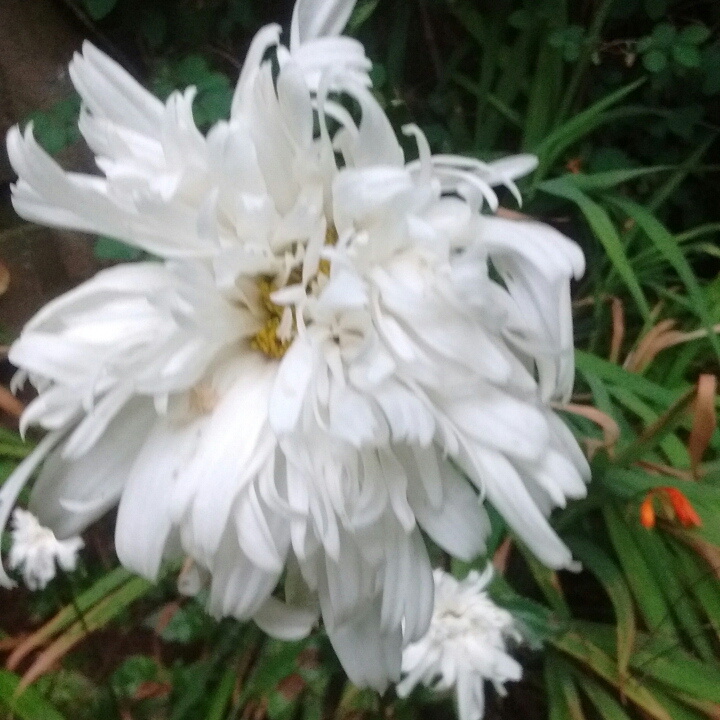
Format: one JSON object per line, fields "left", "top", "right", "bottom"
{"left": 251, "top": 278, "right": 293, "bottom": 359}
{"left": 326, "top": 225, "right": 338, "bottom": 246}
{"left": 250, "top": 226, "right": 337, "bottom": 359}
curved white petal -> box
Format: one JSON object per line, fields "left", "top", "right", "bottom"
{"left": 290, "top": 0, "right": 357, "bottom": 48}
{"left": 30, "top": 399, "right": 155, "bottom": 539}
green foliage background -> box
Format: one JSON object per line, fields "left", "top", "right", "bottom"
{"left": 2, "top": 1, "right": 720, "bottom": 719}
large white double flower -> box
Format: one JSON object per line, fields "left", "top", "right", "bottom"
{"left": 1, "top": 0, "right": 588, "bottom": 690}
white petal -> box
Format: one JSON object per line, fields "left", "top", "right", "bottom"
{"left": 406, "top": 453, "right": 489, "bottom": 562}
{"left": 30, "top": 399, "right": 155, "bottom": 538}
{"left": 253, "top": 596, "right": 319, "bottom": 640}
{"left": 269, "top": 338, "right": 314, "bottom": 435}
{"left": 290, "top": 0, "right": 357, "bottom": 48}
{"left": 464, "top": 444, "right": 573, "bottom": 569}
{"left": 326, "top": 596, "right": 402, "bottom": 692}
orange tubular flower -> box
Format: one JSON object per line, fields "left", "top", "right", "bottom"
{"left": 640, "top": 487, "right": 701, "bottom": 529}
{"left": 663, "top": 487, "right": 702, "bottom": 528}
{"left": 640, "top": 494, "right": 656, "bottom": 528}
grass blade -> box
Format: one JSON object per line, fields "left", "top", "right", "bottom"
{"left": 565, "top": 537, "right": 636, "bottom": 683}
{"left": 608, "top": 196, "right": 720, "bottom": 360}
{"left": 541, "top": 180, "right": 650, "bottom": 318}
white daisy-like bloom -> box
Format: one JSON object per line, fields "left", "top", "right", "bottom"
{"left": 397, "top": 568, "right": 522, "bottom": 720}
{"left": 8, "top": 508, "right": 84, "bottom": 590}
{"left": 0, "top": 0, "right": 589, "bottom": 691}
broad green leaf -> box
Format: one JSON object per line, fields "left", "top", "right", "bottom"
{"left": 679, "top": 23, "right": 710, "bottom": 45}
{"left": 540, "top": 180, "right": 650, "bottom": 318}
{"left": 672, "top": 43, "right": 702, "bottom": 68}
{"left": 565, "top": 537, "right": 636, "bottom": 681}
{"left": 652, "top": 23, "right": 677, "bottom": 48}
{"left": 0, "top": 670, "right": 66, "bottom": 720}
{"left": 643, "top": 49, "right": 668, "bottom": 73}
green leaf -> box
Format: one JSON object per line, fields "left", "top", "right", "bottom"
{"left": 0, "top": 670, "right": 66, "bottom": 720}
{"left": 603, "top": 503, "right": 677, "bottom": 641}
{"left": 347, "top": 0, "right": 379, "bottom": 33}
{"left": 534, "top": 78, "right": 645, "bottom": 177}
{"left": 636, "top": 37, "right": 653, "bottom": 53}
{"left": 565, "top": 537, "right": 636, "bottom": 682}
{"left": 672, "top": 43, "right": 702, "bottom": 68}
{"left": 94, "top": 237, "right": 142, "bottom": 261}
{"left": 205, "top": 665, "right": 237, "bottom": 720}
{"left": 545, "top": 656, "right": 587, "bottom": 720}
{"left": 578, "top": 622, "right": 720, "bottom": 703}
{"left": 578, "top": 675, "right": 633, "bottom": 720}
{"left": 608, "top": 197, "right": 720, "bottom": 360}
{"left": 679, "top": 25, "right": 711, "bottom": 46}
{"left": 643, "top": 49, "right": 668, "bottom": 73}
{"left": 575, "top": 351, "right": 680, "bottom": 406}
{"left": 540, "top": 179, "right": 650, "bottom": 318}
{"left": 633, "top": 530, "right": 715, "bottom": 661}
{"left": 670, "top": 540, "right": 720, "bottom": 638}
{"left": 516, "top": 543, "right": 571, "bottom": 618}
{"left": 112, "top": 655, "right": 158, "bottom": 698}
{"left": 523, "top": 39, "right": 563, "bottom": 150}
{"left": 146, "top": 600, "right": 208, "bottom": 644}
{"left": 551, "top": 632, "right": 673, "bottom": 720}
{"left": 82, "top": 0, "right": 118, "bottom": 20}
{"left": 489, "top": 574, "right": 559, "bottom": 645}
{"left": 556, "top": 165, "right": 673, "bottom": 191}
{"left": 613, "top": 385, "right": 695, "bottom": 467}
{"left": 652, "top": 23, "right": 677, "bottom": 49}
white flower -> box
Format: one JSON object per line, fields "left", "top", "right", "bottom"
{"left": 397, "top": 568, "right": 522, "bottom": 720}
{"left": 8, "top": 508, "right": 84, "bottom": 590}
{"left": 0, "top": 0, "right": 589, "bottom": 692}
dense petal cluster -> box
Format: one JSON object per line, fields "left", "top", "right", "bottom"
{"left": 397, "top": 568, "right": 522, "bottom": 720}
{"left": 1, "top": 0, "right": 588, "bottom": 690}
{"left": 9, "top": 509, "right": 83, "bottom": 590}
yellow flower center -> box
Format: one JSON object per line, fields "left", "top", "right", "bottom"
{"left": 250, "top": 225, "right": 337, "bottom": 360}
{"left": 250, "top": 279, "right": 293, "bottom": 359}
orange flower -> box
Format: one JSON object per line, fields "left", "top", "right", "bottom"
{"left": 639, "top": 487, "right": 701, "bottom": 529}
{"left": 640, "top": 494, "right": 656, "bottom": 528}
{"left": 663, "top": 487, "right": 702, "bottom": 527}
